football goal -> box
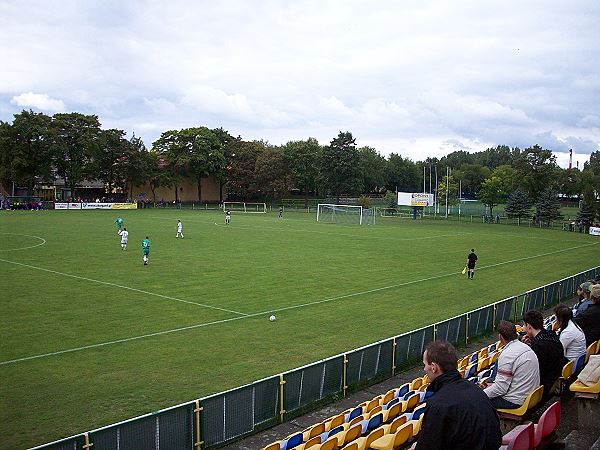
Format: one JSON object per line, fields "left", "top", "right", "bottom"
{"left": 316, "top": 204, "right": 375, "bottom": 225}
{"left": 222, "top": 202, "right": 267, "bottom": 213}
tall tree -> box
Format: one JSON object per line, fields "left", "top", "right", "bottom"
{"left": 358, "top": 146, "right": 386, "bottom": 193}
{"left": 477, "top": 176, "right": 506, "bottom": 216}
{"left": 472, "top": 145, "right": 516, "bottom": 169}
{"left": 535, "top": 188, "right": 563, "bottom": 226}
{"left": 577, "top": 185, "right": 597, "bottom": 228}
{"left": 51, "top": 113, "right": 102, "bottom": 198}
{"left": 282, "top": 138, "right": 321, "bottom": 206}
{"left": 513, "top": 144, "right": 559, "bottom": 202}
{"left": 152, "top": 130, "right": 188, "bottom": 203}
{"left": 436, "top": 175, "right": 459, "bottom": 211}
{"left": 557, "top": 168, "right": 582, "bottom": 199}
{"left": 211, "top": 128, "right": 237, "bottom": 203}
{"left": 92, "top": 128, "right": 128, "bottom": 194}
{"left": 145, "top": 152, "right": 173, "bottom": 202}
{"left": 505, "top": 189, "right": 533, "bottom": 223}
{"left": 225, "top": 140, "right": 265, "bottom": 199}
{"left": 386, "top": 154, "right": 421, "bottom": 193}
{"left": 8, "top": 110, "right": 54, "bottom": 195}
{"left": 254, "top": 147, "right": 293, "bottom": 199}
{"left": 320, "top": 131, "right": 362, "bottom": 203}
{"left": 440, "top": 150, "right": 474, "bottom": 170}
{"left": 0, "top": 121, "right": 12, "bottom": 190}
{"left": 121, "top": 134, "right": 151, "bottom": 199}
{"left": 455, "top": 164, "right": 491, "bottom": 199}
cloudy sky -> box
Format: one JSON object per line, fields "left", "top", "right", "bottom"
{"left": 1, "top": 0, "right": 599, "bottom": 167}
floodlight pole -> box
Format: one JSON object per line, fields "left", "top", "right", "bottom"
{"left": 445, "top": 166, "right": 449, "bottom": 219}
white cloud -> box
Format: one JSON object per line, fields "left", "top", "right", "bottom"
{"left": 10, "top": 92, "right": 65, "bottom": 112}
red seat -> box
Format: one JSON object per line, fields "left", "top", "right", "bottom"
{"left": 533, "top": 401, "right": 560, "bottom": 447}
{"left": 500, "top": 422, "right": 534, "bottom": 450}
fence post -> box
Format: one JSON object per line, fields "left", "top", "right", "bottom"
{"left": 392, "top": 338, "right": 397, "bottom": 376}
{"left": 433, "top": 325, "right": 438, "bottom": 341}
{"left": 465, "top": 314, "right": 470, "bottom": 345}
{"left": 343, "top": 354, "right": 348, "bottom": 397}
{"left": 279, "top": 375, "right": 286, "bottom": 423}
{"left": 493, "top": 304, "right": 497, "bottom": 328}
{"left": 83, "top": 433, "right": 92, "bottom": 449}
{"left": 194, "top": 400, "right": 203, "bottom": 449}
{"left": 543, "top": 286, "right": 547, "bottom": 309}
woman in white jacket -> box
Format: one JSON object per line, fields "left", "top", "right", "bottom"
{"left": 555, "top": 304, "right": 587, "bottom": 361}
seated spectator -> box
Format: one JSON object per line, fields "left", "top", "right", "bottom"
{"left": 554, "top": 304, "right": 587, "bottom": 361}
{"left": 484, "top": 320, "right": 540, "bottom": 409}
{"left": 574, "top": 284, "right": 600, "bottom": 346}
{"left": 521, "top": 310, "right": 567, "bottom": 396}
{"left": 414, "top": 340, "right": 502, "bottom": 450}
{"left": 573, "top": 282, "right": 593, "bottom": 317}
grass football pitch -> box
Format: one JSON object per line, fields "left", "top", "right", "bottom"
{"left": 0, "top": 209, "right": 598, "bottom": 449}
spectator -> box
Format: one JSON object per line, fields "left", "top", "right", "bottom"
{"left": 574, "top": 284, "right": 600, "bottom": 346}
{"left": 554, "top": 304, "right": 587, "bottom": 361}
{"left": 414, "top": 340, "right": 502, "bottom": 450}
{"left": 573, "top": 281, "right": 593, "bottom": 317}
{"left": 521, "top": 310, "right": 566, "bottom": 396}
{"left": 484, "top": 320, "right": 540, "bottom": 409}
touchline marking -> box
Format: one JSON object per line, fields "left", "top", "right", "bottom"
{"left": 0, "top": 258, "right": 248, "bottom": 317}
{"left": 1, "top": 240, "right": 597, "bottom": 365}
{"left": 0, "top": 233, "right": 46, "bottom": 252}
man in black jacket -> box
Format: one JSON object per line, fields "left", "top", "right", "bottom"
{"left": 575, "top": 284, "right": 600, "bottom": 346}
{"left": 522, "top": 310, "right": 566, "bottom": 397}
{"left": 414, "top": 340, "right": 502, "bottom": 450}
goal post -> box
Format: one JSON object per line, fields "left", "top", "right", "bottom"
{"left": 222, "top": 202, "right": 267, "bottom": 213}
{"left": 316, "top": 204, "right": 375, "bottom": 225}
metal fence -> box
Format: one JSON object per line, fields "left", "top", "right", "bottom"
{"left": 33, "top": 266, "right": 599, "bottom": 450}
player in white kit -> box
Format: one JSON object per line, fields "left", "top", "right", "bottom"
{"left": 176, "top": 220, "right": 184, "bottom": 238}
{"left": 120, "top": 228, "right": 129, "bottom": 250}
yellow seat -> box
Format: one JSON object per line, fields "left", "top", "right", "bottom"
{"left": 497, "top": 385, "right": 544, "bottom": 420}
{"left": 364, "top": 398, "right": 380, "bottom": 414}
{"left": 379, "top": 390, "right": 396, "bottom": 406}
{"left": 351, "top": 427, "right": 385, "bottom": 450}
{"left": 400, "top": 392, "right": 420, "bottom": 412}
{"left": 569, "top": 378, "right": 600, "bottom": 398}
{"left": 380, "top": 414, "right": 407, "bottom": 435}
{"left": 478, "top": 347, "right": 489, "bottom": 360}
{"left": 408, "top": 414, "right": 425, "bottom": 437}
{"left": 340, "top": 442, "right": 359, "bottom": 450}
{"left": 477, "top": 356, "right": 490, "bottom": 373}
{"left": 334, "top": 423, "right": 363, "bottom": 448}
{"left": 489, "top": 351, "right": 499, "bottom": 366}
{"left": 409, "top": 377, "right": 422, "bottom": 391}
{"left": 318, "top": 436, "right": 339, "bottom": 450}
{"left": 370, "top": 422, "right": 413, "bottom": 450}
{"left": 300, "top": 435, "right": 321, "bottom": 450}
{"left": 417, "top": 383, "right": 429, "bottom": 392}
{"left": 303, "top": 423, "right": 326, "bottom": 441}
{"left": 323, "top": 413, "right": 345, "bottom": 432}
{"left": 262, "top": 442, "right": 280, "bottom": 450}
{"left": 381, "top": 402, "right": 402, "bottom": 423}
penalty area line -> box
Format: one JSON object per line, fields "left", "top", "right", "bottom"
{"left": 1, "top": 240, "right": 597, "bottom": 365}
{"left": 0, "top": 258, "right": 248, "bottom": 317}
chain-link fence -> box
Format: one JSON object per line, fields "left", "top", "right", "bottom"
{"left": 33, "top": 266, "right": 599, "bottom": 450}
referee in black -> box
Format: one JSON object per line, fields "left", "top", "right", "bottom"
{"left": 466, "top": 249, "right": 478, "bottom": 279}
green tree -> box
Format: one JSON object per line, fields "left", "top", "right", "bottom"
{"left": 226, "top": 140, "right": 265, "bottom": 199}
{"left": 178, "top": 127, "right": 224, "bottom": 202}
{"left": 504, "top": 189, "right": 533, "bottom": 223}
{"left": 145, "top": 152, "right": 173, "bottom": 202}
{"left": 320, "top": 131, "right": 362, "bottom": 203}
{"left": 254, "top": 147, "right": 293, "bottom": 199}
{"left": 440, "top": 150, "right": 474, "bottom": 170}
{"left": 282, "top": 138, "right": 321, "bottom": 207}
{"left": 92, "top": 128, "right": 128, "bottom": 194}
{"left": 436, "top": 175, "right": 459, "bottom": 213}
{"left": 386, "top": 154, "right": 421, "bottom": 192}
{"left": 535, "top": 188, "right": 563, "bottom": 226}
{"left": 358, "top": 146, "right": 386, "bottom": 193}
{"left": 513, "top": 145, "right": 559, "bottom": 202}
{"left": 557, "top": 168, "right": 582, "bottom": 200}
{"left": 577, "top": 185, "right": 597, "bottom": 228}
{"left": 211, "top": 127, "right": 237, "bottom": 203}
{"left": 477, "top": 176, "right": 506, "bottom": 216}
{"left": 51, "top": 113, "right": 102, "bottom": 198}
{"left": 490, "top": 165, "right": 516, "bottom": 195}
{"left": 0, "top": 121, "right": 12, "bottom": 189}
{"left": 472, "top": 145, "right": 516, "bottom": 169}
{"left": 455, "top": 164, "right": 491, "bottom": 198}
{"left": 121, "top": 134, "right": 151, "bottom": 199}
{"left": 152, "top": 130, "right": 188, "bottom": 203}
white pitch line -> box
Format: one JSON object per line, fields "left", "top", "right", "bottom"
{"left": 0, "top": 233, "right": 47, "bottom": 252}
{"left": 0, "top": 258, "right": 248, "bottom": 317}
{"left": 1, "top": 240, "right": 597, "bottom": 366}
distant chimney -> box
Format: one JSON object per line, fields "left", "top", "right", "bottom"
{"left": 569, "top": 149, "right": 573, "bottom": 170}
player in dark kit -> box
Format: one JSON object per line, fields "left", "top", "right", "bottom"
{"left": 466, "top": 249, "right": 478, "bottom": 279}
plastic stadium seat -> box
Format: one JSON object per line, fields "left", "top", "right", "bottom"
{"left": 574, "top": 353, "right": 587, "bottom": 372}
{"left": 380, "top": 414, "right": 408, "bottom": 435}
{"left": 379, "top": 389, "right": 396, "bottom": 406}
{"left": 318, "top": 436, "right": 338, "bottom": 450}
{"left": 381, "top": 402, "right": 402, "bottom": 423}
{"left": 477, "top": 356, "right": 490, "bottom": 372}
{"left": 281, "top": 432, "right": 304, "bottom": 450}
{"left": 334, "top": 423, "right": 363, "bottom": 448}
{"left": 370, "top": 422, "right": 413, "bottom": 450}
{"left": 501, "top": 401, "right": 560, "bottom": 449}
{"left": 364, "top": 398, "right": 380, "bottom": 414}
{"left": 359, "top": 412, "right": 383, "bottom": 435}
{"left": 497, "top": 385, "right": 544, "bottom": 420}
{"left": 351, "top": 427, "right": 385, "bottom": 450}
{"left": 323, "top": 413, "right": 345, "bottom": 431}
{"left": 500, "top": 422, "right": 534, "bottom": 450}
{"left": 409, "top": 377, "right": 422, "bottom": 391}
{"left": 569, "top": 378, "right": 600, "bottom": 398}
{"left": 262, "top": 443, "right": 280, "bottom": 450}
{"left": 488, "top": 342, "right": 498, "bottom": 354}
{"left": 300, "top": 435, "right": 321, "bottom": 450}
{"left": 303, "top": 423, "right": 326, "bottom": 441}
{"left": 382, "top": 397, "right": 399, "bottom": 410}
{"left": 345, "top": 406, "right": 363, "bottom": 422}
{"left": 394, "top": 383, "right": 410, "bottom": 399}
{"left": 468, "top": 352, "right": 479, "bottom": 364}
{"left": 340, "top": 442, "right": 359, "bottom": 450}
{"left": 401, "top": 392, "right": 420, "bottom": 412}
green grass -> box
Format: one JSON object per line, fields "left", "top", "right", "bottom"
{"left": 0, "top": 209, "right": 597, "bottom": 449}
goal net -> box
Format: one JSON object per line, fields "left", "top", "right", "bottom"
{"left": 222, "top": 202, "right": 267, "bottom": 213}
{"left": 316, "top": 204, "right": 375, "bottom": 225}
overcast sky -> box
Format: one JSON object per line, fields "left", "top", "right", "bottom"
{"left": 1, "top": 0, "right": 599, "bottom": 168}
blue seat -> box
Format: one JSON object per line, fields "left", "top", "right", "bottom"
{"left": 360, "top": 412, "right": 383, "bottom": 435}
{"left": 574, "top": 353, "right": 586, "bottom": 372}
{"left": 488, "top": 342, "right": 497, "bottom": 353}
{"left": 281, "top": 432, "right": 303, "bottom": 450}
{"left": 318, "top": 425, "right": 344, "bottom": 444}
{"left": 468, "top": 353, "right": 478, "bottom": 364}
{"left": 402, "top": 390, "right": 416, "bottom": 401}
{"left": 383, "top": 397, "right": 400, "bottom": 410}
{"left": 465, "top": 363, "right": 478, "bottom": 379}
{"left": 346, "top": 406, "right": 363, "bottom": 421}
{"left": 489, "top": 362, "right": 498, "bottom": 381}
{"left": 395, "top": 383, "right": 410, "bottom": 399}
{"left": 411, "top": 405, "right": 427, "bottom": 421}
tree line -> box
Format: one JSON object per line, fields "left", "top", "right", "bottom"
{"left": 0, "top": 109, "right": 598, "bottom": 223}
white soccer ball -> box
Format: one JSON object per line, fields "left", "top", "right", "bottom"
{"left": 269, "top": 315, "right": 276, "bottom": 322}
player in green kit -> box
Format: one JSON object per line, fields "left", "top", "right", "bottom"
{"left": 115, "top": 217, "right": 124, "bottom": 234}
{"left": 141, "top": 236, "right": 151, "bottom": 265}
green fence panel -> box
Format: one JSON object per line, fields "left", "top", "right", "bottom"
{"left": 595, "top": 266, "right": 600, "bottom": 279}
{"left": 574, "top": 272, "right": 588, "bottom": 291}
{"left": 522, "top": 288, "right": 544, "bottom": 314}
{"left": 346, "top": 340, "right": 393, "bottom": 389}
{"left": 394, "top": 327, "right": 434, "bottom": 371}
{"left": 91, "top": 415, "right": 158, "bottom": 450}
{"left": 32, "top": 436, "right": 87, "bottom": 450}
{"left": 283, "top": 357, "right": 343, "bottom": 416}
{"left": 202, "top": 376, "right": 279, "bottom": 448}
{"left": 495, "top": 297, "right": 515, "bottom": 326}
{"left": 559, "top": 277, "right": 574, "bottom": 301}
{"left": 467, "top": 305, "right": 494, "bottom": 340}
{"left": 545, "top": 282, "right": 561, "bottom": 308}
{"left": 435, "top": 315, "right": 467, "bottom": 347}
